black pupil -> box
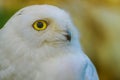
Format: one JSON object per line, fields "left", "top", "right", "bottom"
{"left": 37, "top": 22, "right": 43, "bottom": 28}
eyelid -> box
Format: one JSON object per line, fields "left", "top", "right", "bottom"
{"left": 41, "top": 19, "right": 50, "bottom": 25}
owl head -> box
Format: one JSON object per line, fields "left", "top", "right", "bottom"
{"left": 2, "top": 5, "right": 79, "bottom": 48}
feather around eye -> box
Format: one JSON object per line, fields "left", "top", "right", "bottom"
{"left": 33, "top": 20, "right": 48, "bottom": 31}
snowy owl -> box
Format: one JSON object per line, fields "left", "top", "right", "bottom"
{"left": 0, "top": 5, "right": 99, "bottom": 80}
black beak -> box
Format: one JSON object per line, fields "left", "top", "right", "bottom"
{"left": 64, "top": 31, "right": 71, "bottom": 41}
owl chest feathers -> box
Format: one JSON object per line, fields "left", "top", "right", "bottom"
{"left": 0, "top": 44, "right": 85, "bottom": 80}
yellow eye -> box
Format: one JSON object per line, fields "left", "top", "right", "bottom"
{"left": 33, "top": 20, "right": 48, "bottom": 31}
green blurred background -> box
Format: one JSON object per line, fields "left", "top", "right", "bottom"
{"left": 1, "top": 0, "right": 120, "bottom": 80}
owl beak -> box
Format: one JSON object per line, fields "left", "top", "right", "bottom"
{"left": 64, "top": 30, "right": 71, "bottom": 41}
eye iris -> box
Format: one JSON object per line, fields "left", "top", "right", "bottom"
{"left": 33, "top": 20, "right": 48, "bottom": 31}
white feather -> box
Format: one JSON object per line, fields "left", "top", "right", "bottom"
{"left": 0, "top": 4, "right": 99, "bottom": 80}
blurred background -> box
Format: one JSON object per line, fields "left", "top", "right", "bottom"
{"left": 0, "top": 0, "right": 120, "bottom": 80}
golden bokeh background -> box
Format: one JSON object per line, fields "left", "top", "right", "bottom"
{"left": 1, "top": 0, "right": 120, "bottom": 80}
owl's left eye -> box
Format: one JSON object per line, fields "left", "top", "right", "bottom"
{"left": 33, "top": 20, "right": 48, "bottom": 31}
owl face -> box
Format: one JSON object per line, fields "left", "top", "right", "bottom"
{"left": 4, "top": 5, "right": 79, "bottom": 47}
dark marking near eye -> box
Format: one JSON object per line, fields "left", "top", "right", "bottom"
{"left": 17, "top": 10, "right": 24, "bottom": 15}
